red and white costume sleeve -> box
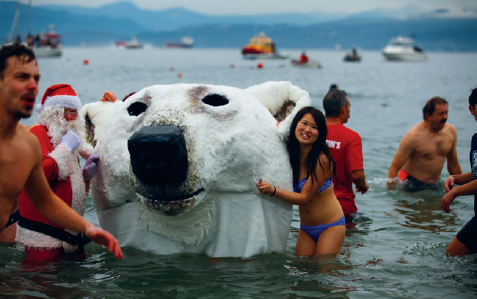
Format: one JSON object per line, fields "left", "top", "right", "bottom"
{"left": 16, "top": 125, "right": 86, "bottom": 260}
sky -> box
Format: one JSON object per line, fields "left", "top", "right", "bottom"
{"left": 29, "top": 0, "right": 477, "bottom": 17}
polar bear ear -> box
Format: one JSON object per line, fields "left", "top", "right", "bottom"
{"left": 82, "top": 101, "right": 119, "bottom": 147}
{"left": 246, "top": 81, "right": 312, "bottom": 139}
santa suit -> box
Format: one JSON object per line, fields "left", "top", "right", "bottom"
{"left": 16, "top": 125, "right": 86, "bottom": 262}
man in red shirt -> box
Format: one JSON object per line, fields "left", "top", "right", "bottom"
{"left": 323, "top": 88, "right": 368, "bottom": 217}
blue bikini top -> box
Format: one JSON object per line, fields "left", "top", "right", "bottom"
{"left": 293, "top": 177, "right": 333, "bottom": 193}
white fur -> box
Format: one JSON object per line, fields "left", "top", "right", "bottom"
{"left": 83, "top": 81, "right": 311, "bottom": 257}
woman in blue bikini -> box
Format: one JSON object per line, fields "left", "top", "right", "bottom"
{"left": 257, "top": 106, "right": 346, "bottom": 257}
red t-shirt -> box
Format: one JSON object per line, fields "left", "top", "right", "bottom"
{"left": 326, "top": 124, "right": 364, "bottom": 215}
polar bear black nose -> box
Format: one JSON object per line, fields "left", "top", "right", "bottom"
{"left": 128, "top": 125, "right": 188, "bottom": 184}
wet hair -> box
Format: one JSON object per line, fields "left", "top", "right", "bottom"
{"left": 469, "top": 88, "right": 477, "bottom": 108}
{"left": 323, "top": 88, "right": 348, "bottom": 118}
{"left": 422, "top": 97, "right": 448, "bottom": 120}
{"left": 329, "top": 84, "right": 338, "bottom": 90}
{"left": 287, "top": 106, "right": 335, "bottom": 186}
{"left": 0, "top": 44, "right": 36, "bottom": 79}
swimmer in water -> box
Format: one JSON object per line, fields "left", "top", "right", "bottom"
{"left": 387, "top": 97, "right": 461, "bottom": 192}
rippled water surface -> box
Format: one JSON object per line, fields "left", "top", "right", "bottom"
{"left": 2, "top": 48, "right": 477, "bottom": 298}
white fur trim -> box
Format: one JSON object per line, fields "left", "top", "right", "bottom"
{"left": 63, "top": 161, "right": 86, "bottom": 252}
{"left": 16, "top": 225, "right": 63, "bottom": 249}
{"left": 37, "top": 95, "right": 82, "bottom": 113}
{"left": 49, "top": 144, "right": 75, "bottom": 180}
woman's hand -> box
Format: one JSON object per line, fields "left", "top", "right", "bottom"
{"left": 256, "top": 181, "right": 275, "bottom": 195}
{"left": 444, "top": 175, "right": 455, "bottom": 192}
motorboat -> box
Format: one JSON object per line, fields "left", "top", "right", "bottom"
{"left": 125, "top": 36, "right": 143, "bottom": 49}
{"left": 27, "top": 25, "right": 62, "bottom": 58}
{"left": 382, "top": 36, "right": 427, "bottom": 62}
{"left": 241, "top": 32, "right": 287, "bottom": 60}
{"left": 344, "top": 47, "right": 361, "bottom": 62}
{"left": 166, "top": 36, "right": 194, "bottom": 48}
{"left": 290, "top": 59, "right": 321, "bottom": 68}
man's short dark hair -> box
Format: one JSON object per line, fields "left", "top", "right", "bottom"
{"left": 469, "top": 88, "right": 477, "bottom": 108}
{"left": 422, "top": 97, "right": 448, "bottom": 120}
{"left": 0, "top": 44, "right": 36, "bottom": 79}
{"left": 323, "top": 89, "right": 348, "bottom": 118}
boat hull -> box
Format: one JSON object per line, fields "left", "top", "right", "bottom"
{"left": 166, "top": 42, "right": 193, "bottom": 49}
{"left": 32, "top": 47, "right": 62, "bottom": 58}
{"left": 382, "top": 52, "right": 427, "bottom": 62}
{"left": 344, "top": 55, "right": 361, "bottom": 62}
{"left": 243, "top": 53, "right": 288, "bottom": 60}
{"left": 291, "top": 59, "right": 321, "bottom": 68}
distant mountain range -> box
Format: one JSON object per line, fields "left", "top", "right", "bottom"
{"left": 1, "top": 0, "right": 476, "bottom": 51}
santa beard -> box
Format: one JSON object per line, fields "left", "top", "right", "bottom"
{"left": 37, "top": 106, "right": 85, "bottom": 151}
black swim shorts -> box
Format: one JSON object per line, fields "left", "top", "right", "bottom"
{"left": 456, "top": 216, "right": 477, "bottom": 254}
{"left": 402, "top": 175, "right": 443, "bottom": 192}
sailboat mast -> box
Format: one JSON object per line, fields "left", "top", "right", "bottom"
{"left": 28, "top": 0, "right": 32, "bottom": 36}
{"left": 8, "top": 0, "right": 21, "bottom": 42}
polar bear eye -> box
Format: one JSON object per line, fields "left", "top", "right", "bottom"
{"left": 202, "top": 94, "right": 229, "bottom": 107}
{"left": 128, "top": 102, "right": 148, "bottom": 116}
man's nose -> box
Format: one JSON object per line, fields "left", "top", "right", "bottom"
{"left": 26, "top": 78, "right": 38, "bottom": 90}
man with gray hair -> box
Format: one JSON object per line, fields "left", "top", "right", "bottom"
{"left": 323, "top": 88, "right": 368, "bottom": 218}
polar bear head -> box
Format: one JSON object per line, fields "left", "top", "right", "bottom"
{"left": 83, "top": 81, "right": 311, "bottom": 257}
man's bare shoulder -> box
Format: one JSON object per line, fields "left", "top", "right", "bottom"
{"left": 443, "top": 122, "right": 457, "bottom": 136}
{"left": 402, "top": 121, "right": 426, "bottom": 139}
{"left": 15, "top": 123, "right": 41, "bottom": 154}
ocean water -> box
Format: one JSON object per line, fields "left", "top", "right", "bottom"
{"left": 1, "top": 47, "right": 477, "bottom": 298}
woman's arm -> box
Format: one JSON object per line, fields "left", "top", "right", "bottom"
{"left": 257, "top": 154, "right": 330, "bottom": 205}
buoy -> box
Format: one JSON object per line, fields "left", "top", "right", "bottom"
{"left": 257, "top": 62, "right": 263, "bottom": 69}
{"left": 230, "top": 63, "right": 235, "bottom": 68}
{"left": 170, "top": 67, "right": 174, "bottom": 72}
{"left": 83, "top": 59, "right": 89, "bottom": 65}
{"left": 178, "top": 72, "right": 182, "bottom": 78}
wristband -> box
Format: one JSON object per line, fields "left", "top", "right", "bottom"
{"left": 271, "top": 187, "right": 276, "bottom": 197}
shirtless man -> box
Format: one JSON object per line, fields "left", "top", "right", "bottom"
{"left": 387, "top": 97, "right": 461, "bottom": 191}
{"left": 0, "top": 44, "right": 123, "bottom": 259}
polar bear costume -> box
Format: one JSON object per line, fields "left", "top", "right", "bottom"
{"left": 83, "top": 81, "right": 311, "bottom": 258}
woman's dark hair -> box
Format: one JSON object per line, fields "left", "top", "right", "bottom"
{"left": 287, "top": 106, "right": 335, "bottom": 186}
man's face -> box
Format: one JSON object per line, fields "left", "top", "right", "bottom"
{"left": 0, "top": 56, "right": 40, "bottom": 119}
{"left": 427, "top": 103, "right": 448, "bottom": 131}
{"left": 63, "top": 108, "right": 78, "bottom": 122}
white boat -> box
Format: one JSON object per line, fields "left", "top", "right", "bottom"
{"left": 125, "top": 36, "right": 143, "bottom": 49}
{"left": 382, "top": 36, "right": 427, "bottom": 62}
{"left": 5, "top": 1, "right": 62, "bottom": 58}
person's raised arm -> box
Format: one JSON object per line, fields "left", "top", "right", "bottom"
{"left": 387, "top": 133, "right": 415, "bottom": 189}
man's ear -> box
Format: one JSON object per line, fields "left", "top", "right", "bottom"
{"left": 469, "top": 105, "right": 475, "bottom": 116}
{"left": 340, "top": 105, "right": 346, "bottom": 115}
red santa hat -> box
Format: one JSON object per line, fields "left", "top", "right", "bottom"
{"left": 36, "top": 84, "right": 82, "bottom": 113}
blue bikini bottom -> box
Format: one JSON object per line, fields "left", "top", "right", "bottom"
{"left": 300, "top": 216, "right": 346, "bottom": 242}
